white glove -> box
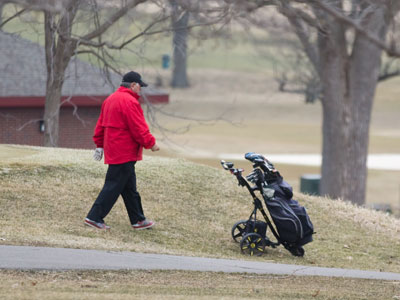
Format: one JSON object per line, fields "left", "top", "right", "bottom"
{"left": 93, "top": 148, "right": 103, "bottom": 161}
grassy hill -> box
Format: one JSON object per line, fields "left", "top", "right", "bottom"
{"left": 0, "top": 145, "right": 399, "bottom": 274}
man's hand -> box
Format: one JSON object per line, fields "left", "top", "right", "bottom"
{"left": 93, "top": 148, "right": 104, "bottom": 161}
{"left": 151, "top": 144, "right": 160, "bottom": 152}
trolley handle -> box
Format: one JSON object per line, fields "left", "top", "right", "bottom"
{"left": 220, "top": 160, "right": 245, "bottom": 184}
{"left": 221, "top": 160, "right": 259, "bottom": 191}
{"left": 220, "top": 160, "right": 243, "bottom": 175}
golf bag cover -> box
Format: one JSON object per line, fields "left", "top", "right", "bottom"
{"left": 262, "top": 177, "right": 314, "bottom": 246}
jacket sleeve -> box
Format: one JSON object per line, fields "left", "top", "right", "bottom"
{"left": 125, "top": 100, "right": 156, "bottom": 149}
{"left": 93, "top": 105, "right": 105, "bottom": 148}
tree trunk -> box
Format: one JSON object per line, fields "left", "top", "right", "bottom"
{"left": 43, "top": 7, "right": 77, "bottom": 147}
{"left": 319, "top": 7, "right": 389, "bottom": 205}
{"left": 43, "top": 50, "right": 74, "bottom": 146}
{"left": 170, "top": 0, "right": 190, "bottom": 88}
{"left": 43, "top": 84, "right": 62, "bottom": 147}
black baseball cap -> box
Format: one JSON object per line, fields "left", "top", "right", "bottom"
{"left": 122, "top": 71, "right": 148, "bottom": 87}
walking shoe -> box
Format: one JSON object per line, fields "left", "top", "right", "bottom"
{"left": 84, "top": 218, "right": 110, "bottom": 230}
{"left": 132, "top": 219, "right": 155, "bottom": 230}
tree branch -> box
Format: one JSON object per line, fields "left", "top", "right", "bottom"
{"left": 378, "top": 58, "right": 400, "bottom": 81}
{"left": 0, "top": 8, "right": 26, "bottom": 29}
{"left": 101, "top": 15, "right": 170, "bottom": 50}
{"left": 309, "top": 0, "right": 400, "bottom": 57}
{"left": 281, "top": 2, "right": 323, "bottom": 31}
{"left": 279, "top": 1, "right": 320, "bottom": 73}
{"left": 378, "top": 70, "right": 400, "bottom": 81}
{"left": 81, "top": 0, "right": 146, "bottom": 41}
{"left": 72, "top": 16, "right": 223, "bottom": 50}
{"left": 76, "top": 49, "right": 122, "bottom": 75}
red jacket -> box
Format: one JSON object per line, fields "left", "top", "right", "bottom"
{"left": 93, "top": 86, "right": 156, "bottom": 164}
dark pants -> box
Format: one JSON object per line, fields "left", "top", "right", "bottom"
{"left": 87, "top": 161, "right": 145, "bottom": 225}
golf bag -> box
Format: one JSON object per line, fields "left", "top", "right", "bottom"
{"left": 244, "top": 152, "right": 314, "bottom": 248}
{"left": 262, "top": 177, "right": 314, "bottom": 247}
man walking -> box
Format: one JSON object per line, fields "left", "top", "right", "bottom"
{"left": 85, "top": 71, "right": 159, "bottom": 230}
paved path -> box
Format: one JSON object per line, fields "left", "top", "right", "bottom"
{"left": 1, "top": 245, "right": 399, "bottom": 281}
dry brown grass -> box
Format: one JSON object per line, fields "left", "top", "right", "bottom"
{"left": 143, "top": 69, "right": 400, "bottom": 210}
{"left": 1, "top": 269, "right": 399, "bottom": 300}
{"left": 0, "top": 145, "right": 399, "bottom": 274}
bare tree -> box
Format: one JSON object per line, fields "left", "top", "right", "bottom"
{"left": 0, "top": 5, "right": 27, "bottom": 30}
{"left": 272, "top": 48, "right": 322, "bottom": 103}
{"left": 170, "top": 0, "right": 190, "bottom": 88}
{"left": 168, "top": 0, "right": 231, "bottom": 88}
{"left": 225, "top": 0, "right": 400, "bottom": 205}
{"left": 6, "top": 0, "right": 172, "bottom": 146}
{"left": 4, "top": 0, "right": 229, "bottom": 147}
{"left": 275, "top": 47, "right": 400, "bottom": 104}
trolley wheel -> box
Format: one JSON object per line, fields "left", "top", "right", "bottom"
{"left": 231, "top": 220, "right": 248, "bottom": 243}
{"left": 240, "top": 233, "right": 266, "bottom": 256}
{"left": 287, "top": 246, "right": 305, "bottom": 257}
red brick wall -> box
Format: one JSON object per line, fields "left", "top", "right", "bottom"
{"left": 0, "top": 107, "right": 44, "bottom": 146}
{"left": 0, "top": 106, "right": 100, "bottom": 149}
{"left": 59, "top": 107, "right": 100, "bottom": 149}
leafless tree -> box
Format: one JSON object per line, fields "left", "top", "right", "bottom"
{"left": 169, "top": 0, "right": 190, "bottom": 88}
{"left": 41, "top": 0, "right": 172, "bottom": 147}
{"left": 168, "top": 0, "right": 232, "bottom": 88}
{"left": 3, "top": 0, "right": 173, "bottom": 146}
{"left": 224, "top": 0, "right": 400, "bottom": 205}
{"left": 268, "top": 24, "right": 400, "bottom": 104}
{"left": 4, "top": 0, "right": 230, "bottom": 146}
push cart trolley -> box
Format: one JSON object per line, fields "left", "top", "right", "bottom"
{"left": 221, "top": 153, "right": 314, "bottom": 257}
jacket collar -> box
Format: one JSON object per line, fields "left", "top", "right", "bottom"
{"left": 117, "top": 86, "right": 139, "bottom": 99}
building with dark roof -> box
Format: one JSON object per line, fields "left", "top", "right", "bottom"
{"left": 0, "top": 31, "right": 168, "bottom": 148}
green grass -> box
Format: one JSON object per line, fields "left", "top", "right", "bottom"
{"left": 0, "top": 145, "right": 399, "bottom": 274}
